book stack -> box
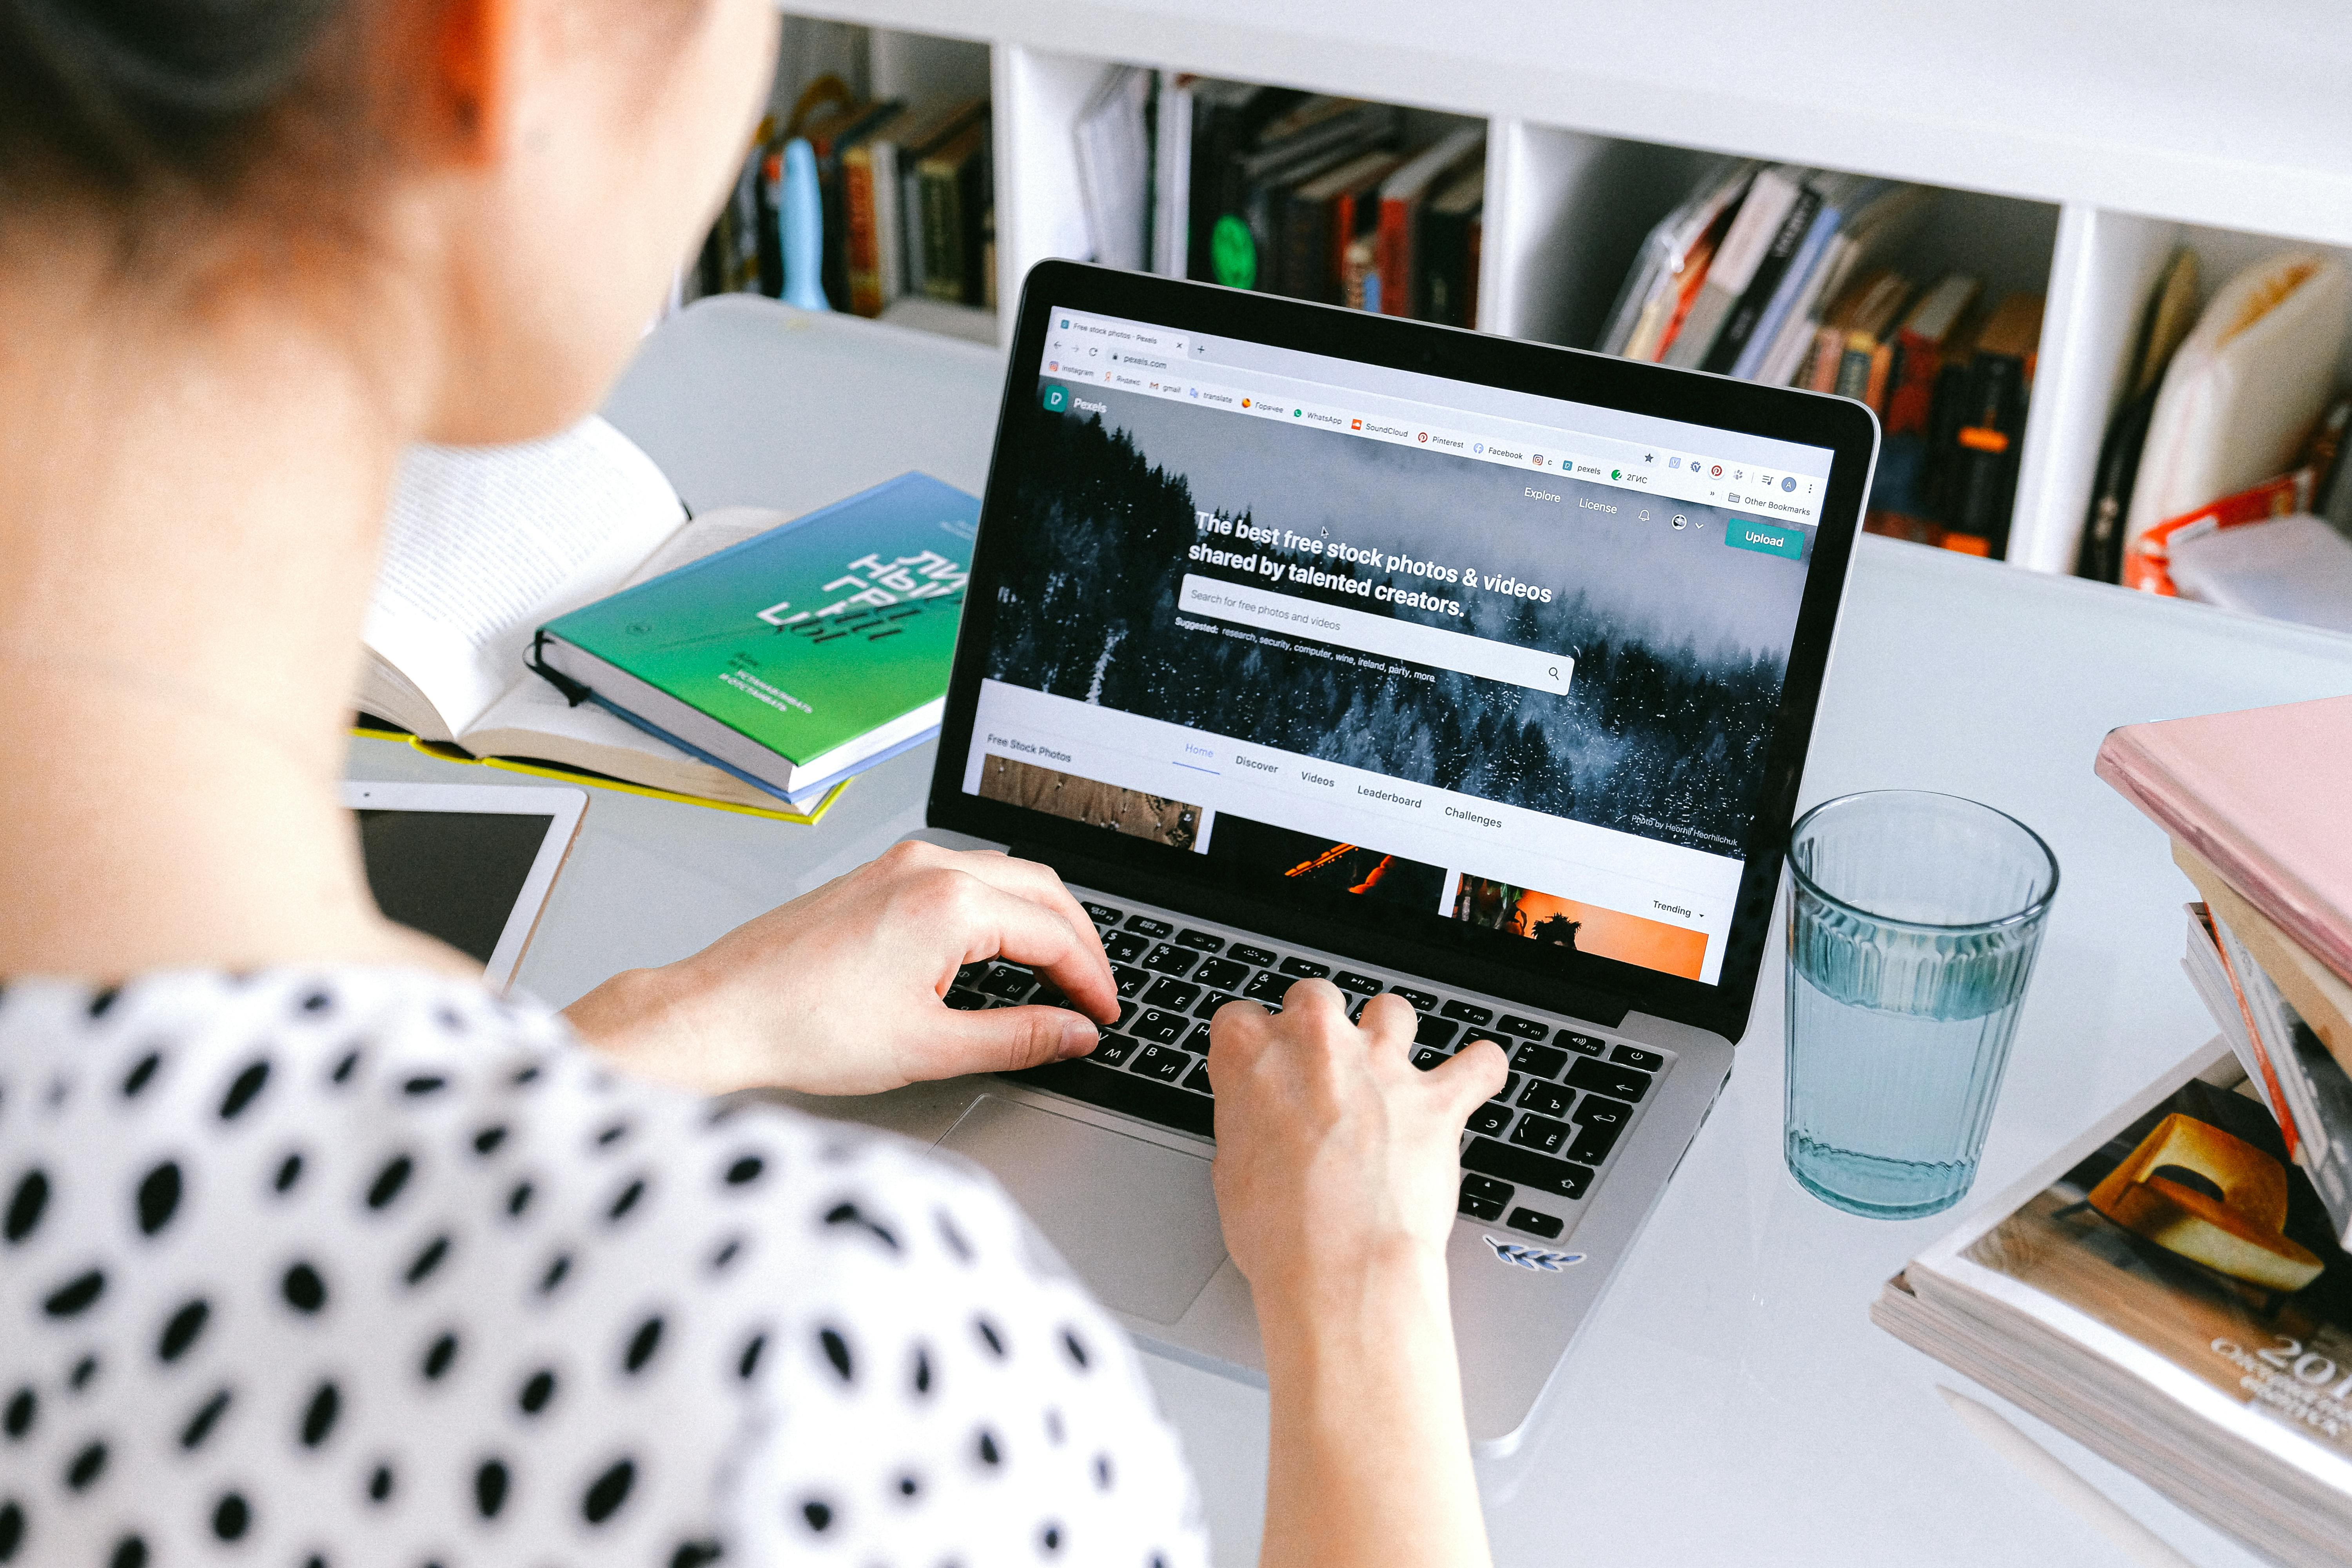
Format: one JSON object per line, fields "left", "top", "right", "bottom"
{"left": 1155, "top": 79, "right": 1485, "bottom": 324}
{"left": 687, "top": 75, "right": 995, "bottom": 321}
{"left": 1595, "top": 164, "right": 2046, "bottom": 559}
{"left": 1875, "top": 695, "right": 2352, "bottom": 1566}
{"left": 2075, "top": 249, "right": 2352, "bottom": 630}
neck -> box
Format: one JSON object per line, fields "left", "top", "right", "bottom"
{"left": 0, "top": 209, "right": 460, "bottom": 980}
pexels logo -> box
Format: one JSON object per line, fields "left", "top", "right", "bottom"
{"left": 1483, "top": 1236, "right": 1584, "bottom": 1273}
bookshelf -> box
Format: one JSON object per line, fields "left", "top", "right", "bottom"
{"left": 764, "top": 1, "right": 2352, "bottom": 584}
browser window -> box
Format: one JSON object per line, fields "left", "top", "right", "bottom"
{"left": 965, "top": 305, "right": 1837, "bottom": 986}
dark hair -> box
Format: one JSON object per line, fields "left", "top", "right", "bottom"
{"left": 0, "top": 0, "right": 350, "bottom": 192}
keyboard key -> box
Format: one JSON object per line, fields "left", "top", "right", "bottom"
{"left": 1466, "top": 1103, "right": 1512, "bottom": 1138}
{"left": 1229, "top": 943, "right": 1278, "bottom": 967}
{"left": 1610, "top": 1044, "right": 1666, "bottom": 1072}
{"left": 1561, "top": 1031, "right": 1605, "bottom": 1057}
{"left": 1144, "top": 977, "right": 1201, "bottom": 1009}
{"left": 1112, "top": 965, "right": 1151, "bottom": 1000}
{"left": 1515, "top": 1080, "right": 1574, "bottom": 1118}
{"left": 1243, "top": 969, "right": 1292, "bottom": 1004}
{"left": 956, "top": 962, "right": 989, "bottom": 986}
{"left": 1507, "top": 1207, "right": 1564, "bottom": 1240}
{"left": 1510, "top": 1114, "right": 1571, "bottom": 1156}
{"left": 1458, "top": 1174, "right": 1512, "bottom": 1222}
{"left": 1184, "top": 1024, "right": 1214, "bottom": 1052}
{"left": 977, "top": 967, "right": 1038, "bottom": 1001}
{"left": 1463, "top": 1137, "right": 1593, "bottom": 1201}
{"left": 1414, "top": 1015, "right": 1459, "bottom": 1048}
{"left": 1176, "top": 929, "right": 1225, "bottom": 951}
{"left": 1459, "top": 1030, "right": 1510, "bottom": 1056}
{"left": 1092, "top": 1036, "right": 1137, "bottom": 1067}
{"left": 1124, "top": 915, "right": 1174, "bottom": 938}
{"left": 1566, "top": 1120, "right": 1623, "bottom": 1167}
{"left": 1130, "top": 1044, "right": 1191, "bottom": 1082}
{"left": 1102, "top": 930, "right": 1149, "bottom": 965}
{"left": 1390, "top": 986, "right": 1439, "bottom": 1011}
{"left": 1182, "top": 1059, "right": 1215, "bottom": 1095}
{"left": 1497, "top": 1015, "right": 1550, "bottom": 1040}
{"left": 1192, "top": 991, "right": 1238, "bottom": 1019}
{"left": 945, "top": 988, "right": 989, "bottom": 1012}
{"left": 1114, "top": 1000, "right": 1140, "bottom": 1031}
{"left": 1440, "top": 999, "right": 1494, "bottom": 1026}
{"left": 1573, "top": 1095, "right": 1633, "bottom": 1129}
{"left": 1082, "top": 902, "right": 1123, "bottom": 926}
{"left": 1278, "top": 956, "right": 1331, "bottom": 980}
{"left": 1131, "top": 1009, "right": 1191, "bottom": 1045}
{"left": 1487, "top": 1071, "right": 1522, "bottom": 1105}
{"left": 1566, "top": 1058, "right": 1650, "bottom": 1103}
{"left": 1410, "top": 1046, "right": 1450, "bottom": 1071}
{"left": 1193, "top": 957, "right": 1250, "bottom": 991}
{"left": 1142, "top": 944, "right": 1200, "bottom": 977}
{"left": 1333, "top": 971, "right": 1384, "bottom": 994}
{"left": 1510, "top": 1042, "right": 1568, "bottom": 1080}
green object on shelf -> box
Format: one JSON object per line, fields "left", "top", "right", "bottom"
{"left": 1211, "top": 214, "right": 1257, "bottom": 290}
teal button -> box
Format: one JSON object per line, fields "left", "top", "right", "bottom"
{"left": 1725, "top": 517, "right": 1804, "bottom": 560}
{"left": 1040, "top": 382, "right": 1070, "bottom": 413}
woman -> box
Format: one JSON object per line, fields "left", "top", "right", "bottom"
{"left": 0, "top": 2, "right": 1508, "bottom": 1564}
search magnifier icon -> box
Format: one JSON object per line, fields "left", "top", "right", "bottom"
{"left": 1548, "top": 666, "right": 1559, "bottom": 680}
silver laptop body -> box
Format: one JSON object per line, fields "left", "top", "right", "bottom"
{"left": 811, "top": 262, "right": 1873, "bottom": 1456}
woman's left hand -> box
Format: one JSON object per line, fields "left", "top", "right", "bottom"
{"left": 563, "top": 840, "right": 1120, "bottom": 1096}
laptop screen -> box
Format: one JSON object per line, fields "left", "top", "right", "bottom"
{"left": 950, "top": 283, "right": 1856, "bottom": 1014}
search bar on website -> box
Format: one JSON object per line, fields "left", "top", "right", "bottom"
{"left": 1177, "top": 575, "right": 1573, "bottom": 696}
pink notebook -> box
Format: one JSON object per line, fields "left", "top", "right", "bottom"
{"left": 2096, "top": 695, "right": 2352, "bottom": 981}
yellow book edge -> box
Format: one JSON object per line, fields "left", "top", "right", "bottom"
{"left": 348, "top": 726, "right": 848, "bottom": 826}
{"left": 2174, "top": 840, "right": 2352, "bottom": 1080}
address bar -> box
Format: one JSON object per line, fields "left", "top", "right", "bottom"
{"left": 1176, "top": 575, "right": 1573, "bottom": 696}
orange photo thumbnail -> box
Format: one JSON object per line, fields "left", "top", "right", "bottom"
{"left": 1451, "top": 876, "right": 1708, "bottom": 980}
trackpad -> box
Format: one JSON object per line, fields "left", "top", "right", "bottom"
{"left": 938, "top": 1096, "right": 1227, "bottom": 1325}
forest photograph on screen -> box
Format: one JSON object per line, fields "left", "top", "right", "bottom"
{"left": 983, "top": 387, "right": 1811, "bottom": 856}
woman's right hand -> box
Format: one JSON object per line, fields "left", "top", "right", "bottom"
{"left": 1206, "top": 981, "right": 1506, "bottom": 1322}
{"left": 1208, "top": 982, "right": 1507, "bottom": 1568}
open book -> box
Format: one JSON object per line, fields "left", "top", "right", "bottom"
{"left": 357, "top": 418, "right": 805, "bottom": 812}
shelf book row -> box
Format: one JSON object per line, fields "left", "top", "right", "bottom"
{"left": 688, "top": 76, "right": 996, "bottom": 317}
{"left": 1876, "top": 695, "right": 2352, "bottom": 1568}
{"left": 2072, "top": 249, "right": 2352, "bottom": 633}
{"left": 1596, "top": 162, "right": 2045, "bottom": 559}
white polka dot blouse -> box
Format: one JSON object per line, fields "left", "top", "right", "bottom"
{"left": 0, "top": 969, "right": 1209, "bottom": 1568}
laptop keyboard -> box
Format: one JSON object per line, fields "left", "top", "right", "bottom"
{"left": 947, "top": 897, "right": 1675, "bottom": 1246}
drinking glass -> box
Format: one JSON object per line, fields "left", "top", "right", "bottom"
{"left": 1783, "top": 791, "right": 2059, "bottom": 1219}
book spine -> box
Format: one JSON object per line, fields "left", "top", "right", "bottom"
{"left": 2194, "top": 913, "right": 2303, "bottom": 1157}
{"left": 1807, "top": 324, "right": 1844, "bottom": 392}
{"left": 1376, "top": 195, "right": 1414, "bottom": 317}
{"left": 920, "top": 161, "right": 961, "bottom": 302}
{"left": 844, "top": 144, "right": 884, "bottom": 318}
{"left": 1278, "top": 186, "right": 1329, "bottom": 303}
{"left": 1419, "top": 204, "right": 1472, "bottom": 327}
{"left": 1702, "top": 185, "right": 1820, "bottom": 374}
{"left": 900, "top": 157, "right": 927, "bottom": 299}
{"left": 2215, "top": 913, "right": 2352, "bottom": 1244}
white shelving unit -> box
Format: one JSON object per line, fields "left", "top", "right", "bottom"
{"left": 769, "top": 0, "right": 2352, "bottom": 582}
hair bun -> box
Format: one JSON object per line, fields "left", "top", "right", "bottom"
{"left": 0, "top": 0, "right": 347, "bottom": 184}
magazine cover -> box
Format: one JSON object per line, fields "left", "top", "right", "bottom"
{"left": 1940, "top": 1059, "right": 2352, "bottom": 1467}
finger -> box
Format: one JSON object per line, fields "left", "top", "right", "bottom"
{"left": 950, "top": 877, "right": 1121, "bottom": 1023}
{"left": 1356, "top": 991, "right": 1418, "bottom": 1049}
{"left": 1279, "top": 976, "right": 1348, "bottom": 1020}
{"left": 1426, "top": 1036, "right": 1510, "bottom": 1123}
{"left": 927, "top": 1003, "right": 1100, "bottom": 1077}
{"left": 936, "top": 851, "right": 1116, "bottom": 994}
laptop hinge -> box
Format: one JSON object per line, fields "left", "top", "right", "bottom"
{"left": 1014, "top": 841, "right": 1633, "bottom": 1029}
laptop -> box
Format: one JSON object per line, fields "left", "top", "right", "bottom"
{"left": 836, "top": 260, "right": 1873, "bottom": 1455}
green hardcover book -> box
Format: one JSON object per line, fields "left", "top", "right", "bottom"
{"left": 532, "top": 472, "right": 976, "bottom": 803}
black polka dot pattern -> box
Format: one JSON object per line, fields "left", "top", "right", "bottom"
{"left": 0, "top": 970, "right": 1206, "bottom": 1568}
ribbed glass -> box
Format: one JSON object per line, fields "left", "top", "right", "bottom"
{"left": 1782, "top": 791, "right": 2058, "bottom": 1219}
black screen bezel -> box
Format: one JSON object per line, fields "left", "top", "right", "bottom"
{"left": 927, "top": 260, "right": 1875, "bottom": 1044}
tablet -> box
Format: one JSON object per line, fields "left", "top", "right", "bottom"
{"left": 341, "top": 781, "right": 587, "bottom": 993}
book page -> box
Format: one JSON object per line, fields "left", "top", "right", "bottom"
{"left": 457, "top": 508, "right": 792, "bottom": 800}
{"left": 360, "top": 416, "right": 684, "bottom": 739}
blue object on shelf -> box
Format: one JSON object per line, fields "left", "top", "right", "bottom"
{"left": 779, "top": 138, "right": 829, "bottom": 312}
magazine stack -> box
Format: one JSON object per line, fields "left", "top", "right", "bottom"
{"left": 1876, "top": 695, "right": 2352, "bottom": 1567}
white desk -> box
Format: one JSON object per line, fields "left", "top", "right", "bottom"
{"left": 352, "top": 297, "right": 2352, "bottom": 1567}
